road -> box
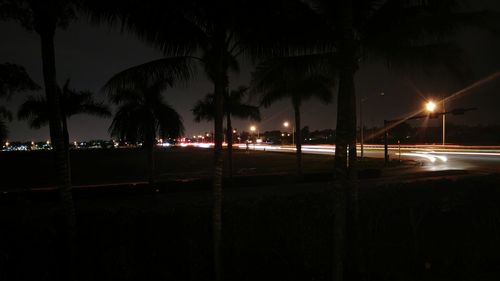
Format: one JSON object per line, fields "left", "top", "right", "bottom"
{"left": 234, "top": 143, "right": 500, "bottom": 173}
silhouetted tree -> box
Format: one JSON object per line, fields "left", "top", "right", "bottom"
{"left": 251, "top": 56, "right": 334, "bottom": 177}
{"left": 192, "top": 86, "right": 261, "bottom": 177}
{"left": 107, "top": 79, "right": 184, "bottom": 185}
{"left": 0, "top": 63, "right": 40, "bottom": 97}
{"left": 0, "top": 106, "right": 12, "bottom": 142}
{"left": 18, "top": 79, "right": 111, "bottom": 151}
{"left": 308, "top": 0, "right": 500, "bottom": 279}
{"left": 1, "top": 3, "right": 78, "bottom": 274}
{"left": 0, "top": 62, "right": 40, "bottom": 141}
{"left": 81, "top": 2, "right": 324, "bottom": 278}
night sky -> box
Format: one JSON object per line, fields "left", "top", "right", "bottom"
{"left": 2, "top": 2, "right": 500, "bottom": 142}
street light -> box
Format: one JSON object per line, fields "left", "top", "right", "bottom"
{"left": 426, "top": 101, "right": 437, "bottom": 112}
{"left": 425, "top": 99, "right": 445, "bottom": 145}
{"left": 250, "top": 125, "right": 259, "bottom": 141}
{"left": 361, "top": 92, "right": 384, "bottom": 159}
{"left": 360, "top": 97, "right": 367, "bottom": 159}
{"left": 283, "top": 121, "right": 294, "bottom": 145}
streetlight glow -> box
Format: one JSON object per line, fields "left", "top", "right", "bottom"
{"left": 283, "top": 121, "right": 289, "bottom": 128}
{"left": 426, "top": 101, "right": 437, "bottom": 112}
{"left": 250, "top": 125, "right": 256, "bottom": 132}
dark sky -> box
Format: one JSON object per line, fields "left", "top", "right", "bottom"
{"left": 1, "top": 2, "right": 500, "bottom": 142}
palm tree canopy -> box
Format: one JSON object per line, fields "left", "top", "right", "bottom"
{"left": 103, "top": 56, "right": 196, "bottom": 97}
{"left": 82, "top": 0, "right": 333, "bottom": 60}
{"left": 192, "top": 86, "right": 261, "bottom": 122}
{"left": 0, "top": 105, "right": 11, "bottom": 141}
{"left": 0, "top": 0, "right": 76, "bottom": 33}
{"left": 250, "top": 55, "right": 336, "bottom": 108}
{"left": 108, "top": 79, "right": 184, "bottom": 143}
{"left": 18, "top": 79, "right": 111, "bottom": 129}
{"left": 309, "top": 0, "right": 500, "bottom": 79}
{"left": 0, "top": 63, "right": 40, "bottom": 98}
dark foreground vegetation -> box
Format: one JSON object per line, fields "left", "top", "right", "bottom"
{"left": 1, "top": 149, "right": 499, "bottom": 280}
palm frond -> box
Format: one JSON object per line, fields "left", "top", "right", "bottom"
{"left": 82, "top": 0, "right": 205, "bottom": 56}
{"left": 0, "top": 117, "right": 7, "bottom": 142}
{"left": 109, "top": 79, "right": 184, "bottom": 142}
{"left": 79, "top": 101, "right": 112, "bottom": 118}
{"left": 250, "top": 54, "right": 336, "bottom": 107}
{"left": 103, "top": 56, "right": 196, "bottom": 97}
{"left": 230, "top": 104, "right": 261, "bottom": 122}
{"left": 369, "top": 41, "right": 472, "bottom": 84}
{"left": 251, "top": 53, "right": 337, "bottom": 95}
{"left": 192, "top": 94, "right": 215, "bottom": 122}
{"left": 156, "top": 103, "right": 184, "bottom": 138}
{"left": 0, "top": 63, "right": 40, "bottom": 99}
{"left": 66, "top": 89, "right": 112, "bottom": 118}
{"left": 192, "top": 86, "right": 261, "bottom": 122}
{"left": 0, "top": 105, "right": 12, "bottom": 121}
{"left": 17, "top": 95, "right": 49, "bottom": 129}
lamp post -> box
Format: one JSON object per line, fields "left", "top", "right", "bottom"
{"left": 283, "top": 121, "right": 294, "bottom": 145}
{"left": 442, "top": 99, "right": 446, "bottom": 146}
{"left": 360, "top": 97, "right": 367, "bottom": 159}
{"left": 250, "top": 125, "right": 259, "bottom": 141}
{"left": 426, "top": 100, "right": 445, "bottom": 145}
{"left": 361, "top": 92, "right": 384, "bottom": 159}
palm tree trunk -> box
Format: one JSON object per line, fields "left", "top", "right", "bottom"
{"left": 226, "top": 113, "right": 233, "bottom": 178}
{"left": 147, "top": 142, "right": 156, "bottom": 185}
{"left": 333, "top": 1, "right": 357, "bottom": 280}
{"left": 61, "top": 116, "right": 72, "bottom": 193}
{"left": 333, "top": 72, "right": 349, "bottom": 281}
{"left": 293, "top": 100, "right": 302, "bottom": 178}
{"left": 40, "top": 29, "right": 75, "bottom": 279}
{"left": 212, "top": 28, "right": 228, "bottom": 281}
{"left": 347, "top": 67, "right": 364, "bottom": 279}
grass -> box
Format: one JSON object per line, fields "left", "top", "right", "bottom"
{"left": 0, "top": 147, "right": 396, "bottom": 190}
{"left": 4, "top": 148, "right": 494, "bottom": 281}
{"left": 1, "top": 174, "right": 500, "bottom": 280}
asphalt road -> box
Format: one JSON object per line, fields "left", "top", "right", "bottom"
{"left": 234, "top": 143, "right": 500, "bottom": 173}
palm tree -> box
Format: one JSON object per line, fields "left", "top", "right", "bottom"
{"left": 305, "top": 1, "right": 500, "bottom": 279}
{"left": 1, "top": 2, "right": 78, "bottom": 270}
{"left": 251, "top": 56, "right": 334, "bottom": 177}
{"left": 18, "top": 79, "right": 111, "bottom": 152}
{"left": 192, "top": 86, "right": 261, "bottom": 177}
{"left": 107, "top": 79, "right": 184, "bottom": 185}
{"left": 82, "top": 2, "right": 325, "bottom": 278}
{"left": 0, "top": 106, "right": 12, "bottom": 142}
{"left": 0, "top": 63, "right": 40, "bottom": 98}
{"left": 0, "top": 62, "right": 40, "bottom": 141}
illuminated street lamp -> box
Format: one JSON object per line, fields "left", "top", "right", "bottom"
{"left": 425, "top": 99, "right": 446, "bottom": 145}
{"left": 250, "top": 125, "right": 259, "bottom": 141}
{"left": 426, "top": 101, "right": 437, "bottom": 113}
{"left": 283, "top": 121, "right": 294, "bottom": 145}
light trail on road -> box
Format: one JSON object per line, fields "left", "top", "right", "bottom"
{"left": 225, "top": 143, "right": 500, "bottom": 173}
